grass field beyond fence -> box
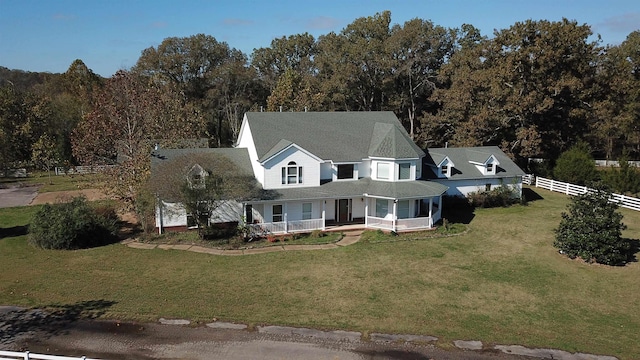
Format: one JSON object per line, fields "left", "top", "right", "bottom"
{"left": 1, "top": 187, "right": 639, "bottom": 359}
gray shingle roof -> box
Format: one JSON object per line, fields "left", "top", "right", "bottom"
{"left": 251, "top": 178, "right": 448, "bottom": 202}
{"left": 244, "top": 111, "right": 424, "bottom": 163}
{"left": 151, "top": 147, "right": 254, "bottom": 175}
{"left": 423, "top": 146, "right": 526, "bottom": 180}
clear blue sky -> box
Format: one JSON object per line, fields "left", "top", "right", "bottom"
{"left": 1, "top": 0, "right": 639, "bottom": 77}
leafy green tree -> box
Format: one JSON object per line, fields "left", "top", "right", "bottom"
{"left": 601, "top": 156, "right": 640, "bottom": 196}
{"left": 554, "top": 185, "right": 629, "bottom": 265}
{"left": 553, "top": 142, "right": 598, "bottom": 185}
{"left": 387, "top": 18, "right": 455, "bottom": 139}
{"left": 316, "top": 11, "right": 392, "bottom": 111}
{"left": 134, "top": 34, "right": 263, "bottom": 146}
{"left": 31, "top": 133, "right": 60, "bottom": 182}
{"left": 251, "top": 33, "right": 317, "bottom": 91}
{"left": 430, "top": 19, "right": 599, "bottom": 161}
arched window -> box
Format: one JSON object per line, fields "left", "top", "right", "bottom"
{"left": 282, "top": 161, "right": 303, "bottom": 184}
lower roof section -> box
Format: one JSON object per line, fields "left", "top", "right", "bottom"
{"left": 251, "top": 178, "right": 448, "bottom": 203}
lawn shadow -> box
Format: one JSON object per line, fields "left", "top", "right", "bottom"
{"left": 522, "top": 187, "right": 544, "bottom": 202}
{"left": 441, "top": 196, "right": 475, "bottom": 225}
{"left": 0, "top": 299, "right": 117, "bottom": 346}
{"left": 0, "top": 225, "right": 29, "bottom": 239}
{"left": 625, "top": 238, "right": 640, "bottom": 264}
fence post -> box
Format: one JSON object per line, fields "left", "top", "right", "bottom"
{"left": 25, "top": 351, "right": 30, "bottom": 360}
{"left": 550, "top": 180, "right": 554, "bottom": 192}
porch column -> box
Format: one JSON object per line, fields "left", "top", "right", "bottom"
{"left": 322, "top": 201, "right": 326, "bottom": 230}
{"left": 429, "top": 197, "right": 433, "bottom": 219}
{"left": 157, "top": 198, "right": 163, "bottom": 235}
{"left": 392, "top": 200, "right": 397, "bottom": 232}
{"left": 284, "top": 203, "right": 288, "bottom": 233}
{"left": 364, "top": 197, "right": 369, "bottom": 227}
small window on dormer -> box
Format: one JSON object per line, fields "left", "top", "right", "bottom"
{"left": 441, "top": 165, "right": 449, "bottom": 176}
{"left": 486, "top": 163, "right": 494, "bottom": 173}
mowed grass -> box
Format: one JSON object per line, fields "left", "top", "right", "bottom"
{"left": 1, "top": 187, "right": 639, "bottom": 359}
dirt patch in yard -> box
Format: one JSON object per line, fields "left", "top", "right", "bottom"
{"left": 30, "top": 189, "right": 108, "bottom": 205}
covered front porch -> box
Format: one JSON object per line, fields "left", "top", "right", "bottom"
{"left": 244, "top": 194, "right": 443, "bottom": 235}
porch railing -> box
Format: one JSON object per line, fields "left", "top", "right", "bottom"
{"left": 367, "top": 216, "right": 433, "bottom": 232}
{"left": 397, "top": 217, "right": 432, "bottom": 230}
{"left": 249, "top": 219, "right": 324, "bottom": 234}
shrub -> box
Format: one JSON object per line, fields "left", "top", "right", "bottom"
{"left": 310, "top": 229, "right": 326, "bottom": 238}
{"left": 554, "top": 185, "right": 630, "bottom": 265}
{"left": 553, "top": 142, "right": 598, "bottom": 186}
{"left": 29, "top": 197, "right": 119, "bottom": 250}
{"left": 600, "top": 157, "right": 640, "bottom": 196}
{"left": 198, "top": 224, "right": 237, "bottom": 240}
{"left": 467, "top": 186, "right": 520, "bottom": 208}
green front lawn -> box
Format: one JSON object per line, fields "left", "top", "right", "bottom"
{"left": 1, "top": 187, "right": 639, "bottom": 359}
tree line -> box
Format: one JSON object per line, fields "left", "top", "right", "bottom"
{"left": 2, "top": 11, "right": 639, "bottom": 178}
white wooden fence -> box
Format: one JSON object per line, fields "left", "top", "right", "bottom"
{"left": 532, "top": 176, "right": 640, "bottom": 211}
{"left": 54, "top": 165, "right": 115, "bottom": 175}
{"left": 0, "top": 350, "right": 99, "bottom": 360}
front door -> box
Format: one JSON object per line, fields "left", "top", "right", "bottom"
{"left": 337, "top": 199, "right": 351, "bottom": 223}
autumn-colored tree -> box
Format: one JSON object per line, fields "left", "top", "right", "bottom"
{"left": 592, "top": 31, "right": 640, "bottom": 159}
{"left": 72, "top": 70, "right": 205, "bottom": 211}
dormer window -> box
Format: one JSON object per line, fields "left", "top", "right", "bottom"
{"left": 282, "top": 161, "right": 303, "bottom": 184}
{"left": 187, "top": 164, "right": 207, "bottom": 189}
{"left": 486, "top": 163, "right": 493, "bottom": 173}
{"left": 441, "top": 165, "right": 448, "bottom": 176}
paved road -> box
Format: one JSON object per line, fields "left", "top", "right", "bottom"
{"left": 0, "top": 186, "right": 39, "bottom": 208}
{"left": 6, "top": 317, "right": 532, "bottom": 360}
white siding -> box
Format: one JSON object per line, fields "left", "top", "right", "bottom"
{"left": 370, "top": 158, "right": 418, "bottom": 181}
{"left": 156, "top": 200, "right": 243, "bottom": 228}
{"left": 236, "top": 116, "right": 264, "bottom": 185}
{"left": 262, "top": 146, "right": 321, "bottom": 189}
{"left": 360, "top": 159, "right": 371, "bottom": 178}
{"left": 320, "top": 161, "right": 333, "bottom": 180}
{"left": 434, "top": 177, "right": 522, "bottom": 197}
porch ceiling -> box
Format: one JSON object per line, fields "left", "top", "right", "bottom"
{"left": 251, "top": 178, "right": 448, "bottom": 203}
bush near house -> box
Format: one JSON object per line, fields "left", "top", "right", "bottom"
{"left": 29, "top": 197, "right": 119, "bottom": 250}
{"left": 467, "top": 186, "right": 521, "bottom": 208}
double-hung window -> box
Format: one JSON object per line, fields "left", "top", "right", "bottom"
{"left": 399, "top": 163, "right": 411, "bottom": 180}
{"left": 337, "top": 164, "right": 355, "bottom": 180}
{"left": 377, "top": 163, "right": 389, "bottom": 180}
{"left": 302, "top": 203, "right": 312, "bottom": 220}
{"left": 282, "top": 161, "right": 303, "bottom": 184}
{"left": 273, "top": 205, "right": 283, "bottom": 222}
{"left": 375, "top": 199, "right": 388, "bottom": 218}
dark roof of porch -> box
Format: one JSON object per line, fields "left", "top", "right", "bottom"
{"left": 251, "top": 178, "right": 448, "bottom": 203}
